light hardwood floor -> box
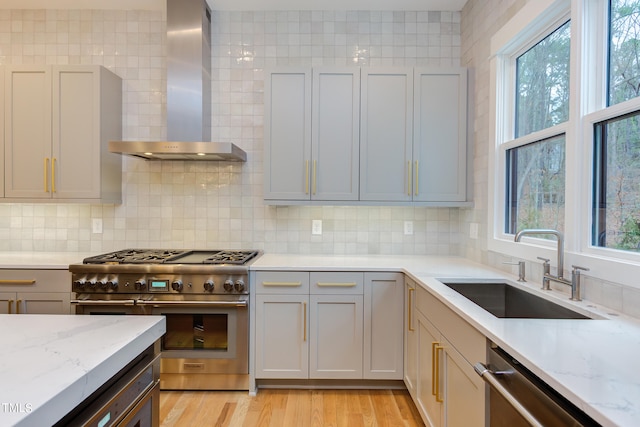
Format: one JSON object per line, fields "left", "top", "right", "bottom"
{"left": 160, "top": 389, "right": 425, "bottom": 427}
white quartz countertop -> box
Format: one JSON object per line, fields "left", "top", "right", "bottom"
{"left": 252, "top": 253, "right": 640, "bottom": 427}
{"left": 0, "top": 314, "right": 165, "bottom": 427}
{"left": 0, "top": 252, "right": 93, "bottom": 269}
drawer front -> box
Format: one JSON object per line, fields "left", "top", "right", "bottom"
{"left": 416, "top": 285, "right": 485, "bottom": 365}
{"left": 255, "top": 271, "right": 310, "bottom": 294}
{"left": 310, "top": 272, "right": 364, "bottom": 295}
{"left": 0, "top": 269, "right": 70, "bottom": 292}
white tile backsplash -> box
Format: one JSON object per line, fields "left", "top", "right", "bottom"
{"left": 0, "top": 7, "right": 462, "bottom": 256}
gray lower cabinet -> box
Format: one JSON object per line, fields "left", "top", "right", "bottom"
{"left": 254, "top": 271, "right": 403, "bottom": 382}
{"left": 0, "top": 269, "right": 72, "bottom": 314}
{"left": 405, "top": 277, "right": 485, "bottom": 427}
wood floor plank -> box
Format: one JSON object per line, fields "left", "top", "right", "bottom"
{"left": 160, "top": 389, "right": 424, "bottom": 427}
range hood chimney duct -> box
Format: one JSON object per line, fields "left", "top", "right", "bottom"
{"left": 109, "top": 0, "right": 246, "bottom": 161}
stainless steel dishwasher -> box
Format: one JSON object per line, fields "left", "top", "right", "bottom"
{"left": 474, "top": 344, "right": 601, "bottom": 427}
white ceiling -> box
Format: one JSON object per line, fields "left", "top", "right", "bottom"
{"left": 1, "top": 0, "right": 468, "bottom": 11}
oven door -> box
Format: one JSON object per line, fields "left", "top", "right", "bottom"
{"left": 72, "top": 298, "right": 143, "bottom": 315}
{"left": 136, "top": 298, "right": 249, "bottom": 390}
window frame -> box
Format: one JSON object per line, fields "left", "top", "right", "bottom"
{"left": 489, "top": 0, "right": 640, "bottom": 288}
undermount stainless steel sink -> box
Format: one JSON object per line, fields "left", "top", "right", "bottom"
{"left": 440, "top": 281, "right": 591, "bottom": 319}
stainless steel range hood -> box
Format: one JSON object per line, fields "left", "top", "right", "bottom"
{"left": 109, "top": 0, "right": 246, "bottom": 162}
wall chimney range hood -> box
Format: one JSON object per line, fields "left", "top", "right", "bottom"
{"left": 109, "top": 0, "right": 246, "bottom": 162}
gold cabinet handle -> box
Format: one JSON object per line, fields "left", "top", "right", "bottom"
{"left": 408, "top": 287, "right": 414, "bottom": 331}
{"left": 303, "top": 301, "right": 307, "bottom": 342}
{"left": 433, "top": 343, "right": 444, "bottom": 402}
{"left": 305, "top": 160, "right": 309, "bottom": 194}
{"left": 415, "top": 160, "right": 419, "bottom": 196}
{"left": 261, "top": 281, "right": 302, "bottom": 287}
{"left": 407, "top": 161, "right": 411, "bottom": 196}
{"left": 7, "top": 299, "right": 13, "bottom": 314}
{"left": 0, "top": 279, "right": 36, "bottom": 285}
{"left": 316, "top": 282, "right": 357, "bottom": 287}
{"left": 16, "top": 299, "right": 22, "bottom": 314}
{"left": 44, "top": 158, "right": 49, "bottom": 192}
{"left": 52, "top": 157, "right": 56, "bottom": 193}
{"left": 312, "top": 160, "right": 317, "bottom": 195}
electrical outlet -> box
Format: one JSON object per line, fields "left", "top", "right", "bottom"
{"left": 404, "top": 221, "right": 414, "bottom": 235}
{"left": 470, "top": 223, "right": 479, "bottom": 239}
{"left": 92, "top": 218, "right": 103, "bottom": 234}
{"left": 312, "top": 219, "right": 322, "bottom": 235}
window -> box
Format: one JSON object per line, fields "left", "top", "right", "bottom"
{"left": 608, "top": 0, "right": 640, "bottom": 106}
{"left": 516, "top": 21, "right": 571, "bottom": 137}
{"left": 505, "top": 20, "right": 571, "bottom": 237}
{"left": 489, "top": 0, "right": 640, "bottom": 288}
{"left": 591, "top": 0, "right": 640, "bottom": 253}
{"left": 506, "top": 135, "right": 566, "bottom": 234}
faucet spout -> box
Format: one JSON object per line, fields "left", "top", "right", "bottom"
{"left": 514, "top": 229, "right": 565, "bottom": 279}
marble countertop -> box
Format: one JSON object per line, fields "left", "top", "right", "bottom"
{"left": 0, "top": 314, "right": 165, "bottom": 427}
{"left": 0, "top": 252, "right": 93, "bottom": 269}
{"left": 252, "top": 253, "right": 640, "bottom": 427}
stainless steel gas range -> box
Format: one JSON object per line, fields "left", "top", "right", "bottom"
{"left": 69, "top": 249, "right": 261, "bottom": 391}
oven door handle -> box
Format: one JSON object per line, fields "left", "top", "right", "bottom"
{"left": 135, "top": 300, "right": 248, "bottom": 308}
{"left": 474, "top": 362, "right": 544, "bottom": 427}
{"left": 71, "top": 299, "right": 137, "bottom": 306}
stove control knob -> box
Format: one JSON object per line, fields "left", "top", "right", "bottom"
{"left": 106, "top": 279, "right": 118, "bottom": 290}
{"left": 86, "top": 279, "right": 98, "bottom": 289}
{"left": 134, "top": 279, "right": 146, "bottom": 290}
{"left": 97, "top": 279, "right": 108, "bottom": 289}
{"left": 223, "top": 280, "right": 234, "bottom": 292}
{"left": 73, "top": 279, "right": 86, "bottom": 289}
{"left": 234, "top": 280, "right": 245, "bottom": 292}
{"left": 171, "top": 280, "right": 183, "bottom": 292}
{"left": 204, "top": 280, "right": 215, "bottom": 292}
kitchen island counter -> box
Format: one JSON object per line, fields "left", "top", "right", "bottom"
{"left": 252, "top": 254, "right": 640, "bottom": 427}
{"left": 0, "top": 314, "right": 165, "bottom": 427}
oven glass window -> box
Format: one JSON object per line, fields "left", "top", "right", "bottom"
{"left": 163, "top": 314, "right": 229, "bottom": 351}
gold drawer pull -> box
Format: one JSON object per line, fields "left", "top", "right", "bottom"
{"left": 16, "top": 299, "right": 22, "bottom": 314}
{"left": 408, "top": 287, "right": 415, "bottom": 331}
{"left": 262, "top": 281, "right": 302, "bottom": 287}
{"left": 303, "top": 302, "right": 307, "bottom": 342}
{"left": 0, "top": 279, "right": 36, "bottom": 285}
{"left": 7, "top": 300, "right": 13, "bottom": 313}
{"left": 316, "top": 282, "right": 357, "bottom": 287}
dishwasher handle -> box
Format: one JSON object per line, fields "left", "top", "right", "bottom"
{"left": 474, "top": 362, "right": 544, "bottom": 427}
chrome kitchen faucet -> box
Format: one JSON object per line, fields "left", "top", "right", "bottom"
{"left": 514, "top": 229, "right": 589, "bottom": 301}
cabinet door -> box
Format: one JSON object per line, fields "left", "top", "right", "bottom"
{"left": 416, "top": 311, "right": 442, "bottom": 427}
{"left": 414, "top": 68, "right": 467, "bottom": 202}
{"left": 0, "top": 292, "right": 16, "bottom": 314}
{"left": 255, "top": 294, "right": 309, "bottom": 379}
{"left": 364, "top": 272, "right": 403, "bottom": 380}
{"left": 309, "top": 294, "right": 363, "bottom": 379}
{"left": 18, "top": 292, "right": 72, "bottom": 314}
{"left": 442, "top": 337, "right": 485, "bottom": 427}
{"left": 4, "top": 66, "right": 52, "bottom": 198}
{"left": 360, "top": 68, "right": 413, "bottom": 201}
{"left": 0, "top": 67, "right": 4, "bottom": 198}
{"left": 404, "top": 279, "right": 418, "bottom": 396}
{"left": 264, "top": 69, "right": 312, "bottom": 200}
{"left": 52, "top": 66, "right": 101, "bottom": 199}
{"left": 311, "top": 68, "right": 360, "bottom": 201}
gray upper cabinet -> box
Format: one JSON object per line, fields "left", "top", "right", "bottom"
{"left": 264, "top": 66, "right": 469, "bottom": 206}
{"left": 360, "top": 68, "right": 414, "bottom": 202}
{"left": 311, "top": 68, "right": 360, "bottom": 201}
{"left": 264, "top": 68, "right": 360, "bottom": 202}
{"left": 3, "top": 65, "right": 122, "bottom": 203}
{"left": 414, "top": 68, "right": 467, "bottom": 202}
{"left": 264, "top": 68, "right": 311, "bottom": 201}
